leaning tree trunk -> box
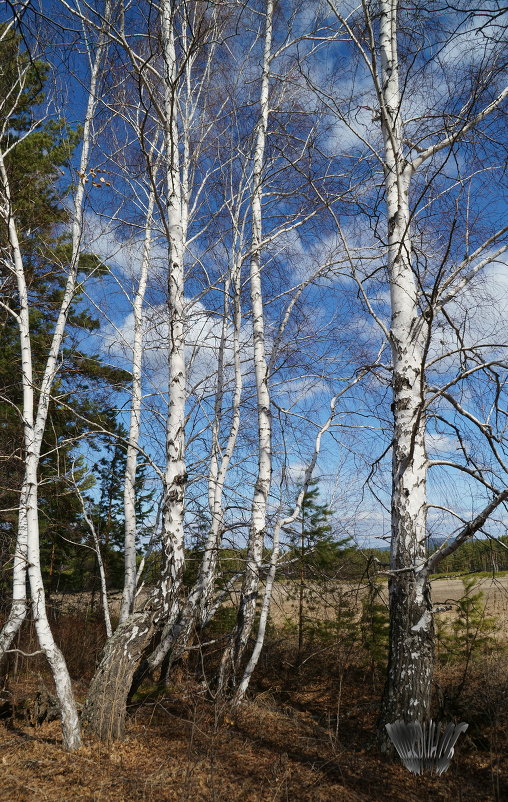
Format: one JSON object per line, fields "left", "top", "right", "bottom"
{"left": 234, "top": 396, "right": 339, "bottom": 705}
{"left": 376, "top": 0, "right": 434, "bottom": 734}
{"left": 2, "top": 148, "right": 81, "bottom": 750}
{"left": 81, "top": 609, "right": 155, "bottom": 740}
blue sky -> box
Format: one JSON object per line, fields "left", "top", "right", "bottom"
{"left": 4, "top": 0, "right": 508, "bottom": 551}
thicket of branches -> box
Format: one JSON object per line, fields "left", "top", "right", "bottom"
{"left": 0, "top": 0, "right": 507, "bottom": 752}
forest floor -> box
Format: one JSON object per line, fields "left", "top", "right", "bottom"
{"left": 0, "top": 665, "right": 506, "bottom": 802}
{"left": 1, "top": 576, "right": 507, "bottom": 801}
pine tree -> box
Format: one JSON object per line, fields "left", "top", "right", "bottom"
{"left": 437, "top": 577, "right": 501, "bottom": 666}
{"left": 0, "top": 27, "right": 131, "bottom": 600}
{"left": 360, "top": 579, "right": 389, "bottom": 676}
{"left": 287, "top": 480, "right": 352, "bottom": 655}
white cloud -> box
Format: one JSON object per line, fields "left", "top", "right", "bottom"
{"left": 103, "top": 298, "right": 255, "bottom": 397}
{"left": 428, "top": 253, "right": 508, "bottom": 375}
{"left": 425, "top": 431, "right": 460, "bottom": 455}
{"left": 438, "top": 14, "right": 505, "bottom": 69}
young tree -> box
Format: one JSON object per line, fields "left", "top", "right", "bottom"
{"left": 288, "top": 479, "right": 350, "bottom": 656}
{"left": 218, "top": 0, "right": 275, "bottom": 691}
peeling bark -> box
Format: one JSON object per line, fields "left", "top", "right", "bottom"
{"left": 82, "top": 610, "right": 155, "bottom": 740}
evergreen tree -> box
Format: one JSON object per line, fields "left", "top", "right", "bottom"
{"left": 81, "top": 434, "right": 156, "bottom": 591}
{"left": 0, "top": 27, "right": 131, "bottom": 599}
{"left": 437, "top": 577, "right": 501, "bottom": 666}
{"left": 360, "top": 579, "right": 389, "bottom": 675}
{"left": 287, "top": 480, "right": 352, "bottom": 655}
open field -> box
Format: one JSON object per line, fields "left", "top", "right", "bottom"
{"left": 266, "top": 574, "right": 508, "bottom": 638}
{"left": 49, "top": 573, "right": 508, "bottom": 617}
{"left": 430, "top": 575, "right": 508, "bottom": 635}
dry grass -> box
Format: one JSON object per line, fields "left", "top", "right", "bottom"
{"left": 266, "top": 575, "right": 508, "bottom": 637}
{"left": 0, "top": 575, "right": 507, "bottom": 801}
{"left": 1, "top": 668, "right": 506, "bottom": 802}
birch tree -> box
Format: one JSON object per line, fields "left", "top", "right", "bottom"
{"left": 119, "top": 188, "right": 155, "bottom": 623}
{"left": 81, "top": 0, "right": 235, "bottom": 738}
{"left": 0, "top": 2, "right": 114, "bottom": 749}
{"left": 323, "top": 0, "right": 508, "bottom": 736}
{"left": 233, "top": 368, "right": 369, "bottom": 704}
{"left": 218, "top": 0, "right": 275, "bottom": 690}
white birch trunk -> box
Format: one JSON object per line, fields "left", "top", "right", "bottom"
{"left": 0, "top": 482, "right": 28, "bottom": 654}
{"left": 221, "top": 0, "right": 274, "bottom": 688}
{"left": 1, "top": 151, "right": 81, "bottom": 750}
{"left": 144, "top": 249, "right": 244, "bottom": 676}
{"left": 82, "top": 2, "right": 192, "bottom": 737}
{"left": 377, "top": 0, "right": 433, "bottom": 729}
{"left": 0, "top": 3, "right": 112, "bottom": 749}
{"left": 198, "top": 252, "right": 243, "bottom": 629}
{"left": 158, "top": 0, "right": 187, "bottom": 626}
{"left": 0, "top": 0, "right": 111, "bottom": 660}
{"left": 76, "top": 488, "right": 112, "bottom": 639}
{"left": 119, "top": 191, "right": 154, "bottom": 624}
{"left": 234, "top": 397, "right": 338, "bottom": 705}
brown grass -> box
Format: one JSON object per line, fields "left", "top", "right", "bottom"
{"left": 1, "top": 665, "right": 506, "bottom": 802}
{"left": 0, "top": 575, "right": 507, "bottom": 801}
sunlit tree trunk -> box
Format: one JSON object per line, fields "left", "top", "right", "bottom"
{"left": 83, "top": 0, "right": 191, "bottom": 736}
{"left": 220, "top": 0, "right": 274, "bottom": 690}
{"left": 81, "top": 609, "right": 155, "bottom": 740}
{"left": 144, "top": 248, "right": 244, "bottom": 679}
{"left": 158, "top": 0, "right": 187, "bottom": 629}
{"left": 376, "top": 0, "right": 434, "bottom": 728}
{"left": 0, "top": 151, "right": 81, "bottom": 750}
{"left": 0, "top": 0, "right": 111, "bottom": 669}
{"left": 120, "top": 190, "right": 155, "bottom": 624}
{"left": 234, "top": 395, "right": 341, "bottom": 704}
{"left": 326, "top": 0, "right": 508, "bottom": 737}
{"left": 0, "top": 482, "right": 28, "bottom": 655}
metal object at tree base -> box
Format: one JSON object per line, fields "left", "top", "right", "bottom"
{"left": 385, "top": 719, "right": 469, "bottom": 775}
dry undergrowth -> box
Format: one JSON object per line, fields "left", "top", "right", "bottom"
{"left": 0, "top": 581, "right": 507, "bottom": 802}
{"left": 0, "top": 660, "right": 506, "bottom": 802}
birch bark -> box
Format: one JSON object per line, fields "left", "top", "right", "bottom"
{"left": 0, "top": 482, "right": 28, "bottom": 655}
{"left": 0, "top": 0, "right": 112, "bottom": 662}
{"left": 0, "top": 151, "right": 81, "bottom": 750}
{"left": 119, "top": 190, "right": 155, "bottom": 624}
{"left": 220, "top": 0, "right": 274, "bottom": 689}
{"left": 234, "top": 395, "right": 340, "bottom": 704}
{"left": 75, "top": 481, "right": 113, "bottom": 639}
{"left": 158, "top": 0, "right": 188, "bottom": 628}
{"left": 82, "top": 1, "right": 192, "bottom": 736}
{"left": 0, "top": 2, "right": 113, "bottom": 750}
{"left": 144, "top": 247, "right": 244, "bottom": 678}
{"left": 377, "top": 0, "right": 434, "bottom": 727}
